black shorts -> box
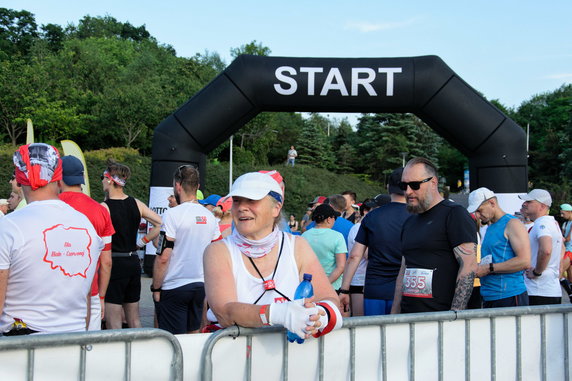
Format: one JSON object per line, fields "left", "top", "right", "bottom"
{"left": 349, "top": 285, "right": 364, "bottom": 294}
{"left": 106, "top": 256, "right": 141, "bottom": 304}
{"left": 483, "top": 290, "right": 528, "bottom": 308}
{"left": 528, "top": 295, "right": 561, "bottom": 306}
{"left": 155, "top": 282, "right": 205, "bottom": 334}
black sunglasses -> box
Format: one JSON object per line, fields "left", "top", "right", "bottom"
{"left": 399, "top": 176, "right": 433, "bottom": 191}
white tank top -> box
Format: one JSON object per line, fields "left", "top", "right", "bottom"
{"left": 206, "top": 233, "right": 300, "bottom": 322}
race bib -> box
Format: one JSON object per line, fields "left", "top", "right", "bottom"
{"left": 403, "top": 268, "right": 433, "bottom": 298}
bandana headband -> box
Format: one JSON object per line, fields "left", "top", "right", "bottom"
{"left": 103, "top": 170, "right": 126, "bottom": 187}
{"left": 13, "top": 143, "right": 62, "bottom": 190}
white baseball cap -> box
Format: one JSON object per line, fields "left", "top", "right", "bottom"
{"left": 228, "top": 172, "right": 284, "bottom": 202}
{"left": 467, "top": 187, "right": 495, "bottom": 213}
{"left": 0, "top": 199, "right": 8, "bottom": 206}
{"left": 518, "top": 189, "right": 552, "bottom": 207}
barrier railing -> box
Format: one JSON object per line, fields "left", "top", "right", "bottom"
{"left": 0, "top": 328, "right": 183, "bottom": 381}
{"left": 200, "top": 304, "right": 572, "bottom": 381}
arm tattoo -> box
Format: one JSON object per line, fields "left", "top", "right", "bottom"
{"left": 450, "top": 272, "right": 475, "bottom": 310}
{"left": 454, "top": 243, "right": 477, "bottom": 257}
{"left": 451, "top": 243, "right": 477, "bottom": 310}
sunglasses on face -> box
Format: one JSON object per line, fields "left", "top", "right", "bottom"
{"left": 399, "top": 176, "right": 433, "bottom": 191}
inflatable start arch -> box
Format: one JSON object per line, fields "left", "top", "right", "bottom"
{"left": 149, "top": 55, "right": 527, "bottom": 214}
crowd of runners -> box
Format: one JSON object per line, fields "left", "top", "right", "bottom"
{"left": 0, "top": 143, "right": 570, "bottom": 338}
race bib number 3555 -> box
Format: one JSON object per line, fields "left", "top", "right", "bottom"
{"left": 403, "top": 268, "right": 434, "bottom": 298}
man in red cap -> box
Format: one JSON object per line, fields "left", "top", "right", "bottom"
{"left": 0, "top": 143, "right": 103, "bottom": 334}
{"left": 59, "top": 155, "right": 115, "bottom": 330}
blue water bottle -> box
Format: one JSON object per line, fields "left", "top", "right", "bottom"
{"left": 287, "top": 273, "right": 314, "bottom": 344}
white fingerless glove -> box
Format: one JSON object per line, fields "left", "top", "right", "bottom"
{"left": 269, "top": 299, "right": 319, "bottom": 338}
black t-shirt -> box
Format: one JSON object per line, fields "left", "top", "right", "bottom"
{"left": 355, "top": 202, "right": 410, "bottom": 299}
{"left": 400, "top": 199, "right": 476, "bottom": 313}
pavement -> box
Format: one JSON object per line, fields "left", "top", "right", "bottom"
{"left": 139, "top": 275, "right": 155, "bottom": 328}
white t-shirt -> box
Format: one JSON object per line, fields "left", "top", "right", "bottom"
{"left": 0, "top": 200, "right": 103, "bottom": 333}
{"left": 161, "top": 201, "right": 221, "bottom": 290}
{"left": 525, "top": 215, "right": 563, "bottom": 297}
{"left": 347, "top": 222, "right": 368, "bottom": 287}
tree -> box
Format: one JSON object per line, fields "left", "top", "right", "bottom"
{"left": 0, "top": 8, "right": 38, "bottom": 58}
{"left": 230, "top": 40, "right": 271, "bottom": 58}
{"left": 0, "top": 58, "right": 49, "bottom": 144}
{"left": 41, "top": 23, "right": 65, "bottom": 52}
{"left": 513, "top": 84, "right": 572, "bottom": 185}
{"left": 296, "top": 114, "right": 335, "bottom": 169}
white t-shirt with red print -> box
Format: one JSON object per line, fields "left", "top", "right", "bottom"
{"left": 161, "top": 201, "right": 221, "bottom": 290}
{"left": 0, "top": 200, "right": 103, "bottom": 333}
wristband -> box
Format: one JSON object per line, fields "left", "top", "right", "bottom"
{"left": 489, "top": 263, "right": 495, "bottom": 274}
{"left": 338, "top": 288, "right": 350, "bottom": 295}
{"left": 99, "top": 295, "right": 105, "bottom": 300}
{"left": 150, "top": 285, "right": 162, "bottom": 292}
{"left": 532, "top": 269, "right": 542, "bottom": 277}
{"left": 142, "top": 236, "right": 150, "bottom": 244}
{"left": 259, "top": 304, "right": 270, "bottom": 326}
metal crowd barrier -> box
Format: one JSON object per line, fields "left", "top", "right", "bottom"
{"left": 0, "top": 328, "right": 183, "bottom": 381}
{"left": 200, "top": 304, "right": 572, "bottom": 381}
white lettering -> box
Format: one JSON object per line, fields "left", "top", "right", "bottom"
{"left": 272, "top": 66, "right": 403, "bottom": 97}
{"left": 377, "top": 67, "right": 402, "bottom": 96}
{"left": 273, "top": 66, "right": 298, "bottom": 95}
{"left": 320, "top": 68, "right": 348, "bottom": 96}
{"left": 351, "top": 68, "right": 377, "bottom": 96}
{"left": 300, "top": 67, "right": 323, "bottom": 95}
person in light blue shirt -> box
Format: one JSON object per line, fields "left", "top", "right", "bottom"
{"left": 302, "top": 204, "right": 347, "bottom": 290}
{"left": 467, "top": 187, "right": 531, "bottom": 307}
{"left": 305, "top": 194, "right": 354, "bottom": 246}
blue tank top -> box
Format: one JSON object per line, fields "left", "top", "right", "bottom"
{"left": 480, "top": 214, "right": 526, "bottom": 301}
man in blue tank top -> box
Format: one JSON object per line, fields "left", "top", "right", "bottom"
{"left": 467, "top": 187, "right": 531, "bottom": 307}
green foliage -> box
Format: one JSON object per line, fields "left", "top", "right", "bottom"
{"left": 0, "top": 9, "right": 570, "bottom": 208}
{"left": 513, "top": 84, "right": 572, "bottom": 185}
{"left": 201, "top": 161, "right": 383, "bottom": 219}
{"left": 230, "top": 40, "right": 271, "bottom": 58}
{"left": 0, "top": 8, "right": 38, "bottom": 57}
{"left": 84, "top": 147, "right": 151, "bottom": 203}
{"left": 353, "top": 113, "right": 442, "bottom": 182}
{"left": 296, "top": 114, "right": 336, "bottom": 169}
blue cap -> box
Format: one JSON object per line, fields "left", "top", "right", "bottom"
{"left": 199, "top": 194, "right": 221, "bottom": 206}
{"left": 303, "top": 273, "right": 312, "bottom": 281}
{"left": 61, "top": 155, "right": 85, "bottom": 186}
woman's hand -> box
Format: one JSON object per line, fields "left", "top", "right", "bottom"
{"left": 303, "top": 298, "right": 326, "bottom": 337}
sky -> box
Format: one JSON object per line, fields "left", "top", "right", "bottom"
{"left": 4, "top": 0, "right": 572, "bottom": 125}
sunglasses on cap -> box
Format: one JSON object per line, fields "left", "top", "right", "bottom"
{"left": 399, "top": 176, "right": 433, "bottom": 191}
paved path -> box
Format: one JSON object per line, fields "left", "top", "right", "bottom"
{"left": 139, "top": 275, "right": 155, "bottom": 328}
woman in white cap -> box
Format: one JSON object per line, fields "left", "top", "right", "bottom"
{"left": 203, "top": 172, "right": 342, "bottom": 339}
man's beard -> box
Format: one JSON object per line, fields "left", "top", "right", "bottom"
{"left": 406, "top": 192, "right": 433, "bottom": 214}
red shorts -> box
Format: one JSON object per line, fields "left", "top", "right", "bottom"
{"left": 565, "top": 251, "right": 572, "bottom": 261}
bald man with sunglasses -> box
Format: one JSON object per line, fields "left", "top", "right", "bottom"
{"left": 391, "top": 157, "right": 477, "bottom": 313}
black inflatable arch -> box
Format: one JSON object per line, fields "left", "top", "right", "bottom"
{"left": 151, "top": 55, "right": 527, "bottom": 193}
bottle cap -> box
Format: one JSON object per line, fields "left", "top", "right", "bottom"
{"left": 303, "top": 273, "right": 312, "bottom": 281}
